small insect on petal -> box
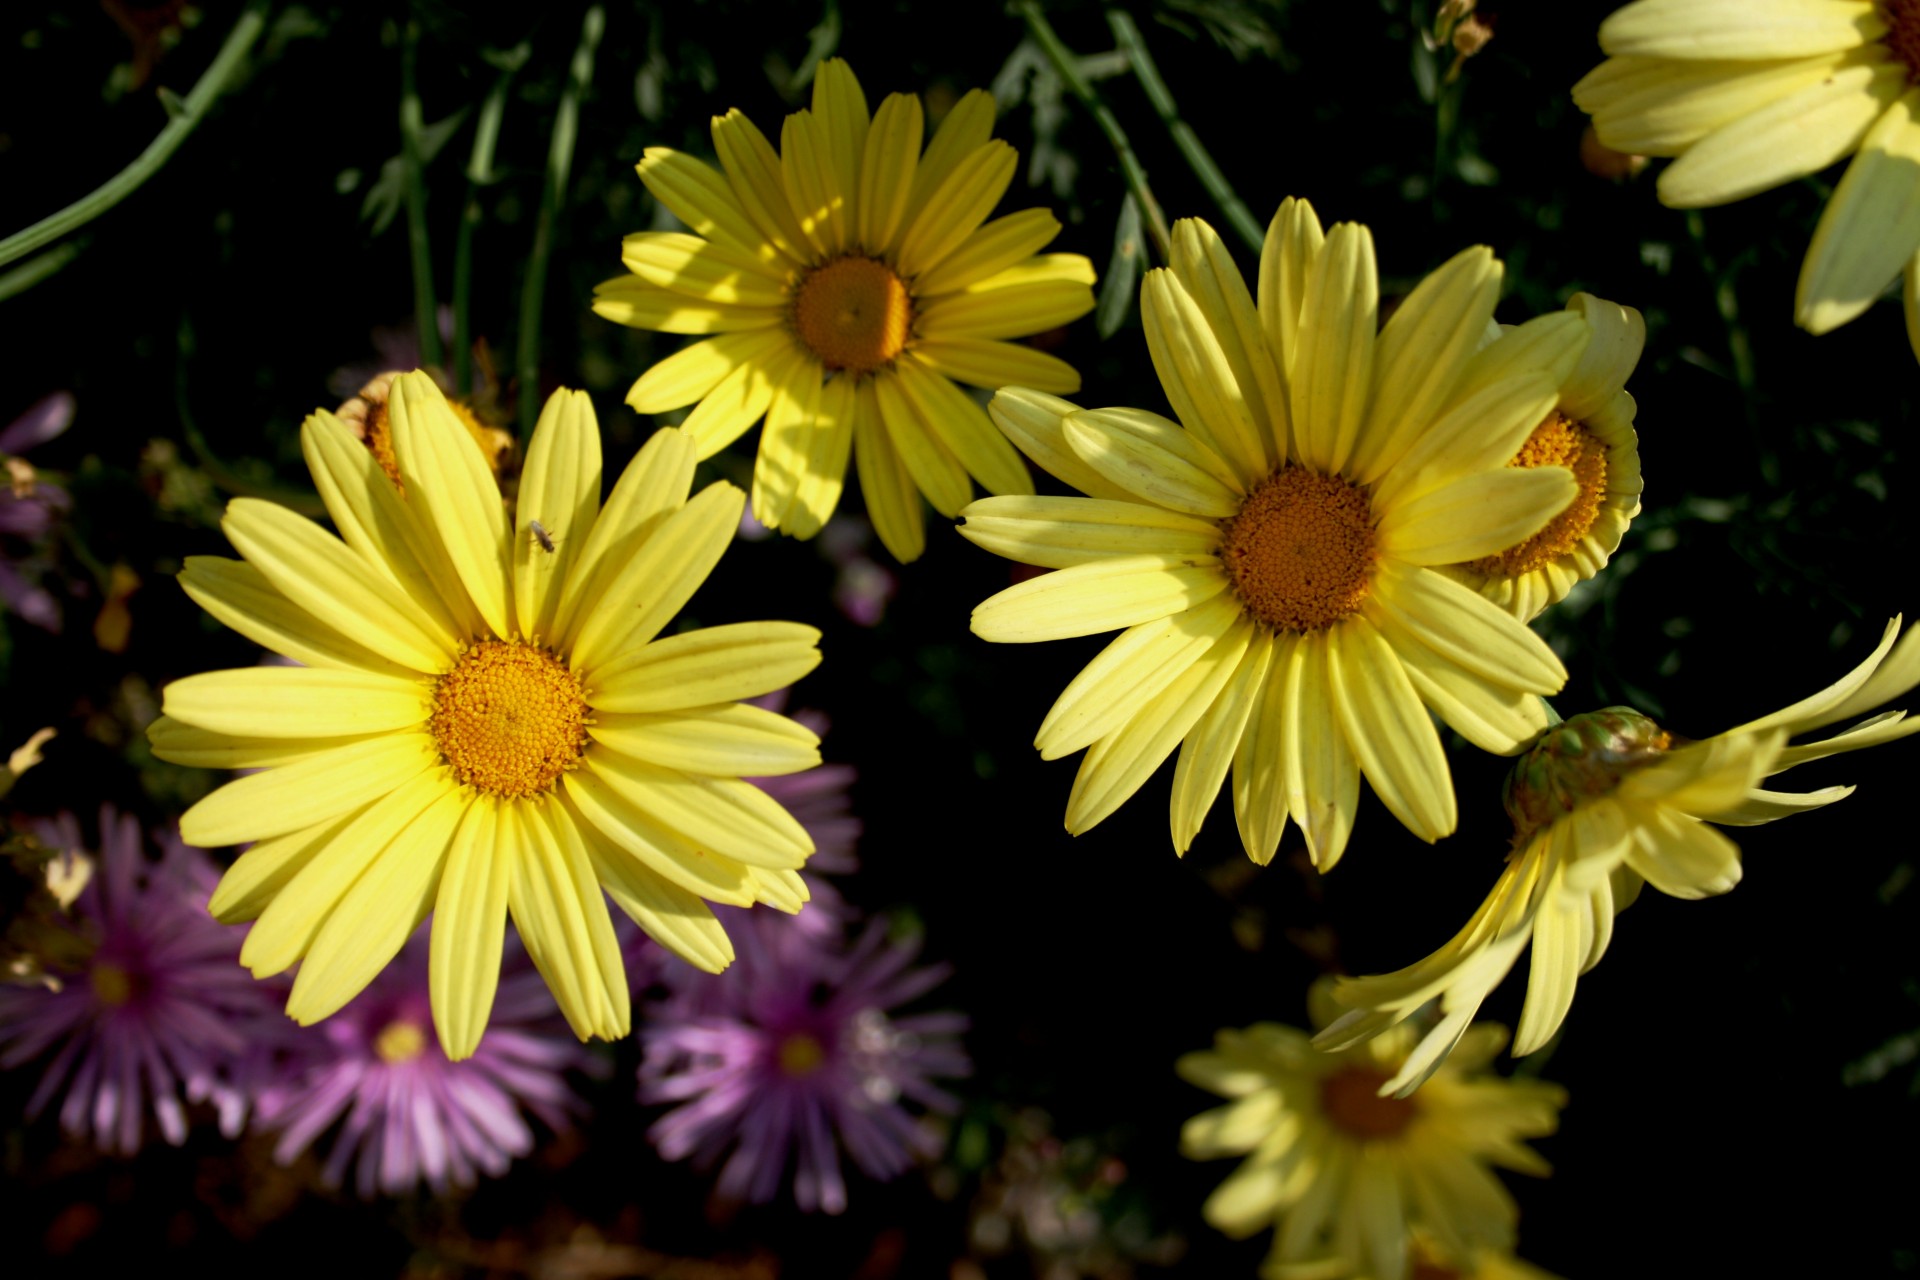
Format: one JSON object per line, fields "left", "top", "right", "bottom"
{"left": 529, "top": 520, "right": 557, "bottom": 554}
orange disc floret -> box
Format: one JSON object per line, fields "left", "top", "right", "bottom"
{"left": 431, "top": 640, "right": 591, "bottom": 799}
{"left": 1219, "top": 467, "right": 1377, "bottom": 632}
{"left": 792, "top": 256, "right": 913, "bottom": 375}
{"left": 1470, "top": 412, "right": 1608, "bottom": 579}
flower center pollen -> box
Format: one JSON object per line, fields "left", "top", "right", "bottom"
{"left": 1319, "top": 1066, "right": 1419, "bottom": 1140}
{"left": 431, "top": 640, "right": 591, "bottom": 798}
{"left": 777, "top": 1032, "right": 827, "bottom": 1078}
{"left": 792, "top": 256, "right": 913, "bottom": 375}
{"left": 375, "top": 1020, "right": 429, "bottom": 1064}
{"left": 1469, "top": 412, "right": 1608, "bottom": 579}
{"left": 1218, "top": 467, "right": 1377, "bottom": 631}
{"left": 1886, "top": 0, "right": 1920, "bottom": 82}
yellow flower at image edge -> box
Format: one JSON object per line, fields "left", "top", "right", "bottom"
{"left": 962, "top": 201, "right": 1589, "bottom": 871}
{"left": 1179, "top": 991, "right": 1563, "bottom": 1280}
{"left": 1317, "top": 618, "right": 1920, "bottom": 1094}
{"left": 594, "top": 58, "right": 1097, "bottom": 562}
{"left": 148, "top": 372, "right": 826, "bottom": 1059}
{"left": 1575, "top": 0, "right": 1920, "bottom": 355}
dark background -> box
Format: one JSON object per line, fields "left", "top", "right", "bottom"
{"left": 2, "top": 0, "right": 1916, "bottom": 1275}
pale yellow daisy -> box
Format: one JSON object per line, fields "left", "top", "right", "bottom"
{"left": 1573, "top": 0, "right": 1920, "bottom": 354}
{"left": 1317, "top": 617, "right": 1920, "bottom": 1093}
{"left": 963, "top": 204, "right": 1586, "bottom": 870}
{"left": 1179, "top": 990, "right": 1563, "bottom": 1280}
{"left": 149, "top": 372, "right": 825, "bottom": 1059}
{"left": 1266, "top": 1232, "right": 1561, "bottom": 1280}
{"left": 594, "top": 58, "right": 1096, "bottom": 562}
{"left": 1440, "top": 294, "right": 1645, "bottom": 622}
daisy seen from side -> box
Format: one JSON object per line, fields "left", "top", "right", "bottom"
{"left": 595, "top": 58, "right": 1096, "bottom": 562}
{"left": 149, "top": 372, "right": 826, "bottom": 1060}
{"left": 1178, "top": 990, "right": 1563, "bottom": 1280}
{"left": 1316, "top": 617, "right": 1920, "bottom": 1094}
{"left": 963, "top": 205, "right": 1586, "bottom": 870}
{"left": 1573, "top": 0, "right": 1920, "bottom": 356}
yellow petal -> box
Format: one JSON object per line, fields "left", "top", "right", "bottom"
{"left": 1560, "top": 293, "right": 1647, "bottom": 420}
{"left": 671, "top": 345, "right": 789, "bottom": 459}
{"left": 180, "top": 733, "right": 442, "bottom": 849}
{"left": 637, "top": 146, "right": 794, "bottom": 268}
{"left": 1575, "top": 50, "right": 1858, "bottom": 157}
{"left": 591, "top": 275, "right": 786, "bottom": 334}
{"left": 1326, "top": 618, "right": 1455, "bottom": 842}
{"left": 514, "top": 799, "right": 631, "bottom": 1040}
{"left": 161, "top": 667, "right": 430, "bottom": 738}
{"left": 572, "top": 793, "right": 735, "bottom": 974}
{"left": 897, "top": 141, "right": 1018, "bottom": 278}
{"left": 570, "top": 481, "right": 745, "bottom": 675}
{"left": 779, "top": 108, "right": 843, "bottom": 259}
{"left": 1376, "top": 467, "right": 1577, "bottom": 566}
{"left": 899, "top": 88, "right": 996, "bottom": 247}
{"left": 972, "top": 553, "right": 1228, "bottom": 643}
{"left": 1170, "top": 629, "right": 1274, "bottom": 853}
{"left": 852, "top": 377, "right": 927, "bottom": 562}
{"left": 207, "top": 807, "right": 366, "bottom": 923}
{"left": 1141, "top": 269, "right": 1269, "bottom": 486}
{"left": 589, "top": 621, "right": 823, "bottom": 714}
{"left": 1062, "top": 407, "right": 1243, "bottom": 519}
{"left": 590, "top": 703, "right": 820, "bottom": 776}
{"left": 873, "top": 367, "right": 974, "bottom": 517}
{"left": 856, "top": 92, "right": 923, "bottom": 254}
{"left": 585, "top": 751, "right": 813, "bottom": 869}
{"left": 1279, "top": 631, "right": 1360, "bottom": 870}
{"left": 910, "top": 337, "right": 1081, "bottom": 395}
{"left": 1170, "top": 218, "right": 1287, "bottom": 471}
{"left": 1230, "top": 638, "right": 1293, "bottom": 865}
{"left": 554, "top": 426, "right": 695, "bottom": 651}
{"left": 711, "top": 107, "right": 814, "bottom": 263}
{"left": 515, "top": 388, "right": 603, "bottom": 642}
{"left": 429, "top": 797, "right": 509, "bottom": 1059}
{"left": 1290, "top": 221, "right": 1377, "bottom": 474}
{"left": 916, "top": 208, "right": 1063, "bottom": 296}
{"left": 563, "top": 764, "right": 756, "bottom": 906}
{"left": 812, "top": 59, "right": 869, "bottom": 243}
{"left": 178, "top": 556, "right": 416, "bottom": 679}
{"left": 958, "top": 494, "right": 1220, "bottom": 569}
{"left": 916, "top": 278, "right": 1097, "bottom": 341}
{"left": 387, "top": 371, "right": 513, "bottom": 640}
{"left": 1256, "top": 196, "right": 1325, "bottom": 376}
{"left": 1797, "top": 88, "right": 1920, "bottom": 334}
{"left": 750, "top": 357, "right": 824, "bottom": 533}
{"left": 895, "top": 353, "right": 1034, "bottom": 497}
{"left": 786, "top": 372, "right": 859, "bottom": 541}
{"left": 1598, "top": 0, "right": 1885, "bottom": 60}
{"left": 1370, "top": 372, "right": 1560, "bottom": 511}
{"left": 619, "top": 230, "right": 791, "bottom": 304}
{"left": 148, "top": 717, "right": 380, "bottom": 771}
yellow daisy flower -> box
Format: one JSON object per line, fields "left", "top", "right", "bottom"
{"left": 1179, "top": 991, "right": 1563, "bottom": 1280}
{"left": 1573, "top": 0, "right": 1920, "bottom": 354}
{"left": 1317, "top": 617, "right": 1920, "bottom": 1094}
{"left": 149, "top": 372, "right": 824, "bottom": 1059}
{"left": 1266, "top": 1232, "right": 1561, "bottom": 1280}
{"left": 594, "top": 58, "right": 1096, "bottom": 562}
{"left": 962, "top": 204, "right": 1585, "bottom": 870}
{"left": 1439, "top": 294, "right": 1645, "bottom": 622}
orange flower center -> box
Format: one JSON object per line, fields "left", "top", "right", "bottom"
{"left": 1886, "top": 0, "right": 1920, "bottom": 81}
{"left": 1319, "top": 1066, "right": 1419, "bottom": 1140}
{"left": 777, "top": 1032, "right": 827, "bottom": 1077}
{"left": 431, "top": 640, "right": 591, "bottom": 798}
{"left": 375, "top": 1020, "right": 429, "bottom": 1064}
{"left": 792, "top": 256, "right": 913, "bottom": 375}
{"left": 1468, "top": 411, "right": 1608, "bottom": 579}
{"left": 1218, "top": 467, "right": 1377, "bottom": 631}
{"left": 357, "top": 375, "right": 515, "bottom": 492}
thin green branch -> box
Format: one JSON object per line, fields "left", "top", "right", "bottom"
{"left": 1014, "top": 0, "right": 1171, "bottom": 264}
{"left": 401, "top": 20, "right": 444, "bottom": 371}
{"left": 1105, "top": 9, "right": 1263, "bottom": 255}
{"left": 0, "top": 240, "right": 86, "bottom": 303}
{"left": 0, "top": 1, "right": 269, "bottom": 273}
{"left": 453, "top": 45, "right": 530, "bottom": 395}
{"left": 516, "top": 7, "right": 606, "bottom": 437}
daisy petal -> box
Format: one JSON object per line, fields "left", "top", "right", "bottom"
{"left": 627, "top": 328, "right": 793, "bottom": 415}
{"left": 780, "top": 109, "right": 842, "bottom": 259}
{"left": 972, "top": 553, "right": 1229, "bottom": 643}
{"left": 1598, "top": 0, "right": 1886, "bottom": 61}
{"left": 515, "top": 388, "right": 603, "bottom": 642}
{"left": 677, "top": 341, "right": 798, "bottom": 460}
{"left": 1232, "top": 635, "right": 1295, "bottom": 865}
{"left": 897, "top": 141, "right": 1018, "bottom": 278}
{"left": 1367, "top": 562, "right": 1567, "bottom": 695}
{"left": 1171, "top": 630, "right": 1275, "bottom": 852}
{"left": 911, "top": 337, "right": 1081, "bottom": 395}
{"left": 1327, "top": 618, "right": 1455, "bottom": 842}
{"left": 896, "top": 353, "right": 1034, "bottom": 497}
{"left": 1625, "top": 804, "right": 1745, "bottom": 900}
{"left": 586, "top": 752, "right": 812, "bottom": 869}
{"left": 572, "top": 796, "right": 734, "bottom": 974}
{"left": 1512, "top": 893, "right": 1582, "bottom": 1057}
{"left": 857, "top": 92, "right": 924, "bottom": 254}
{"left": 987, "top": 388, "right": 1136, "bottom": 501}
{"left": 1575, "top": 50, "right": 1858, "bottom": 157}
{"left": 783, "top": 371, "right": 857, "bottom": 540}
{"left": 1371, "top": 372, "right": 1560, "bottom": 510}
{"left": 1797, "top": 88, "right": 1920, "bottom": 335}
{"left": 958, "top": 495, "right": 1220, "bottom": 569}
{"left": 563, "top": 765, "right": 755, "bottom": 906}
{"left": 284, "top": 784, "right": 467, "bottom": 1023}
{"left": 207, "top": 807, "right": 365, "bottom": 923}
{"left": 1171, "top": 218, "right": 1288, "bottom": 469}
{"left": 917, "top": 208, "right": 1063, "bottom": 296}
{"left": 915, "top": 279, "right": 1097, "bottom": 340}
{"left": 1257, "top": 196, "right": 1325, "bottom": 374}
{"left": 751, "top": 359, "right": 824, "bottom": 532}
{"left": 1384, "top": 626, "right": 1556, "bottom": 755}
{"left": 1448, "top": 312, "right": 1588, "bottom": 409}
{"left": 554, "top": 427, "right": 695, "bottom": 651}
{"left": 1280, "top": 632, "right": 1360, "bottom": 870}
{"left": 429, "top": 798, "right": 509, "bottom": 1060}
{"left": 161, "top": 667, "right": 430, "bottom": 738}
{"left": 852, "top": 378, "right": 926, "bottom": 561}
{"left": 620, "top": 230, "right": 790, "bottom": 304}
{"left": 873, "top": 368, "right": 973, "bottom": 517}
{"left": 1561, "top": 293, "right": 1648, "bottom": 420}
{"left": 515, "top": 799, "right": 630, "bottom": 1040}
{"left": 589, "top": 704, "right": 820, "bottom": 777}
{"left": 1062, "top": 407, "right": 1242, "bottom": 518}
{"left": 148, "top": 717, "right": 380, "bottom": 770}
{"left": 900, "top": 88, "right": 995, "bottom": 244}
{"left": 591, "top": 276, "right": 785, "bottom": 333}
{"left": 571, "top": 481, "right": 744, "bottom": 675}
{"left": 180, "top": 732, "right": 441, "bottom": 849}
{"left": 1291, "top": 222, "right": 1377, "bottom": 474}
{"left": 637, "top": 146, "right": 793, "bottom": 268}
{"left": 590, "top": 621, "right": 823, "bottom": 713}
{"left": 177, "top": 556, "right": 416, "bottom": 679}
{"left": 712, "top": 107, "right": 814, "bottom": 262}
{"left": 1142, "top": 268, "right": 1269, "bottom": 485}
{"left": 387, "top": 372, "right": 513, "bottom": 640}
{"left": 811, "top": 59, "right": 870, "bottom": 227}
{"left": 1376, "top": 467, "right": 1577, "bottom": 566}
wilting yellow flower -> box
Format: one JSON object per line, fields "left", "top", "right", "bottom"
{"left": 595, "top": 59, "right": 1095, "bottom": 561}
{"left": 1440, "top": 294, "right": 1644, "bottom": 622}
{"left": 1574, "top": 0, "right": 1920, "bottom": 355}
{"left": 1179, "top": 991, "right": 1563, "bottom": 1280}
{"left": 1318, "top": 617, "right": 1920, "bottom": 1093}
{"left": 150, "top": 373, "right": 824, "bottom": 1059}
{"left": 963, "top": 204, "right": 1584, "bottom": 870}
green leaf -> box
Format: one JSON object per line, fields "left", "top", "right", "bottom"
{"left": 1095, "top": 193, "right": 1144, "bottom": 340}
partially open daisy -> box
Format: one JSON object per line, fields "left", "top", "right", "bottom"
{"left": 1179, "top": 991, "right": 1563, "bottom": 1280}
{"left": 595, "top": 58, "right": 1096, "bottom": 562}
{"left": 1440, "top": 294, "right": 1645, "bottom": 622}
{"left": 1317, "top": 617, "right": 1920, "bottom": 1094}
{"left": 963, "top": 206, "right": 1585, "bottom": 869}
{"left": 149, "top": 373, "right": 826, "bottom": 1059}
{"left": 1574, "top": 0, "right": 1920, "bottom": 355}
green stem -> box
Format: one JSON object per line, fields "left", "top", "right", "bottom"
{"left": 401, "top": 20, "right": 443, "bottom": 371}
{"left": 1015, "top": 1, "right": 1171, "bottom": 264}
{"left": 0, "top": 2, "right": 268, "bottom": 271}
{"left": 516, "top": 7, "right": 606, "bottom": 438}
{"left": 453, "top": 46, "right": 529, "bottom": 395}
{"left": 0, "top": 240, "right": 87, "bottom": 303}
{"left": 1105, "top": 9, "right": 1262, "bottom": 255}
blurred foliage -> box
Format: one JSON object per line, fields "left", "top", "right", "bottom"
{"left": 0, "top": 0, "right": 1916, "bottom": 1276}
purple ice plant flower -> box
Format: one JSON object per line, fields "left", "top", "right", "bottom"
{"left": 252, "top": 926, "right": 596, "bottom": 1198}
{"left": 639, "top": 912, "right": 970, "bottom": 1214}
{"left": 0, "top": 806, "right": 275, "bottom": 1153}
{"left": 0, "top": 390, "right": 75, "bottom": 632}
